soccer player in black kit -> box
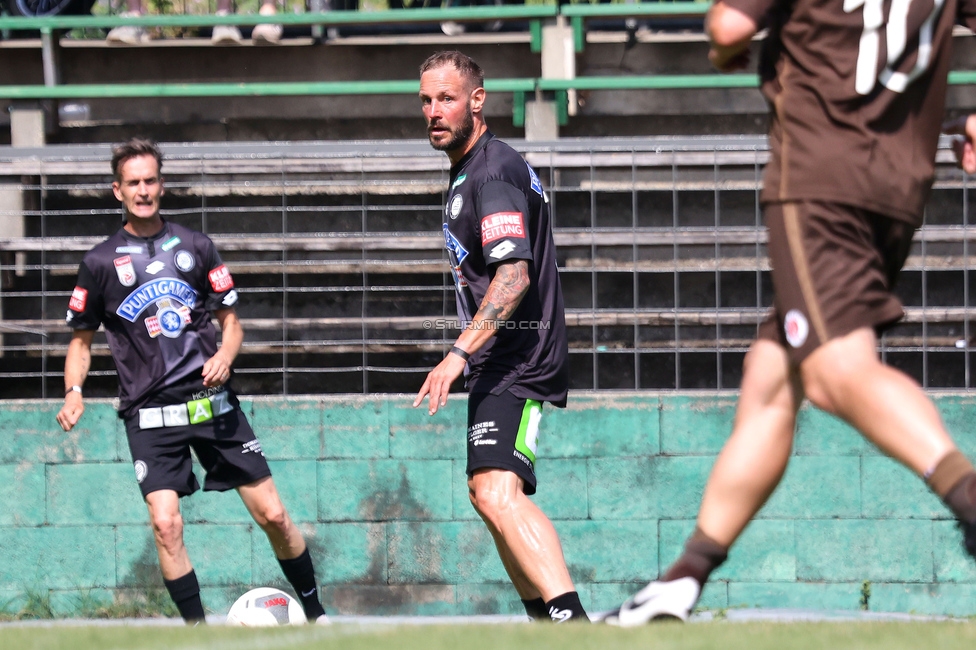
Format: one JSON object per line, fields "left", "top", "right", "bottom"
{"left": 56, "top": 138, "right": 329, "bottom": 625}
{"left": 413, "top": 51, "right": 588, "bottom": 623}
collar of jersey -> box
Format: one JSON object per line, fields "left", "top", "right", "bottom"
{"left": 450, "top": 130, "right": 494, "bottom": 177}
{"left": 120, "top": 218, "right": 170, "bottom": 243}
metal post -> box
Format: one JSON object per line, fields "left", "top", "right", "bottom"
{"left": 4, "top": 105, "right": 45, "bottom": 363}
{"left": 541, "top": 15, "right": 576, "bottom": 119}
{"left": 40, "top": 27, "right": 61, "bottom": 136}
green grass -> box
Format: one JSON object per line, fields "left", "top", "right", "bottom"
{"left": 1, "top": 621, "right": 976, "bottom": 650}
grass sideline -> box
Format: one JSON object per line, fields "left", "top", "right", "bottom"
{"left": 1, "top": 621, "right": 976, "bottom": 650}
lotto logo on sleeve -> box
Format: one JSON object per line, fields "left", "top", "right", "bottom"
{"left": 481, "top": 212, "right": 526, "bottom": 245}
{"left": 68, "top": 286, "right": 88, "bottom": 312}
{"left": 208, "top": 265, "right": 234, "bottom": 292}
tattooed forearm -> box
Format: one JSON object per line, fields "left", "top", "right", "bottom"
{"left": 474, "top": 259, "right": 530, "bottom": 326}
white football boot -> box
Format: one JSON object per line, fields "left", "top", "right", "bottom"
{"left": 597, "top": 577, "right": 700, "bottom": 626}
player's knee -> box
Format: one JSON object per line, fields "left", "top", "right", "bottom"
{"left": 150, "top": 511, "right": 184, "bottom": 548}
{"left": 802, "top": 380, "right": 835, "bottom": 413}
{"left": 469, "top": 481, "right": 516, "bottom": 524}
{"left": 801, "top": 350, "right": 861, "bottom": 414}
{"left": 253, "top": 502, "right": 289, "bottom": 532}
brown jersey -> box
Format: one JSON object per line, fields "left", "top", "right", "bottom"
{"left": 725, "top": 0, "right": 976, "bottom": 224}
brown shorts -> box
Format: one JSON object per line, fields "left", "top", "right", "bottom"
{"left": 757, "top": 201, "right": 914, "bottom": 364}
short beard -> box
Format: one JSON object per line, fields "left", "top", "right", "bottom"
{"left": 429, "top": 107, "right": 475, "bottom": 153}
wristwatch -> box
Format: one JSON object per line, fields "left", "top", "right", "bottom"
{"left": 65, "top": 385, "right": 82, "bottom": 397}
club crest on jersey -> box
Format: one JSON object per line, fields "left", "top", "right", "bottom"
{"left": 175, "top": 250, "right": 195, "bottom": 272}
{"left": 144, "top": 298, "right": 193, "bottom": 339}
{"left": 481, "top": 212, "right": 526, "bottom": 245}
{"left": 116, "top": 278, "right": 198, "bottom": 323}
{"left": 526, "top": 162, "right": 543, "bottom": 196}
{"left": 114, "top": 256, "right": 137, "bottom": 287}
{"left": 208, "top": 265, "right": 234, "bottom": 292}
{"left": 449, "top": 194, "right": 463, "bottom": 219}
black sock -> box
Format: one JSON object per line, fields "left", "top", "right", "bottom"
{"left": 278, "top": 548, "right": 326, "bottom": 619}
{"left": 545, "top": 591, "right": 589, "bottom": 623}
{"left": 521, "top": 597, "right": 549, "bottom": 621}
{"left": 926, "top": 451, "right": 976, "bottom": 524}
{"left": 163, "top": 570, "right": 206, "bottom": 624}
{"left": 945, "top": 473, "right": 976, "bottom": 524}
{"left": 662, "top": 527, "right": 728, "bottom": 585}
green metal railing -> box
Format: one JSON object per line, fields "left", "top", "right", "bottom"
{"left": 0, "top": 78, "right": 538, "bottom": 98}
{"left": 0, "top": 78, "right": 537, "bottom": 125}
{"left": 1, "top": 3, "right": 974, "bottom": 129}
{"left": 0, "top": 6, "right": 558, "bottom": 50}
{"left": 0, "top": 1, "right": 704, "bottom": 54}
{"left": 5, "top": 72, "right": 976, "bottom": 127}
{"left": 560, "top": 1, "right": 709, "bottom": 51}
{"left": 538, "top": 73, "right": 758, "bottom": 91}
{"left": 0, "top": 5, "right": 558, "bottom": 30}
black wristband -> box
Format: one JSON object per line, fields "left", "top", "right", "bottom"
{"left": 450, "top": 346, "right": 470, "bottom": 361}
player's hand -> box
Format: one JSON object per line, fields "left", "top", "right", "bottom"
{"left": 413, "top": 352, "right": 467, "bottom": 415}
{"left": 944, "top": 115, "right": 976, "bottom": 174}
{"left": 56, "top": 392, "right": 84, "bottom": 432}
{"left": 709, "top": 45, "right": 751, "bottom": 72}
{"left": 202, "top": 353, "right": 232, "bottom": 387}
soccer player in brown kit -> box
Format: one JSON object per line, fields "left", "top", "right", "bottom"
{"left": 599, "top": 0, "right": 976, "bottom": 626}
{"left": 56, "top": 138, "right": 329, "bottom": 625}
{"left": 414, "top": 51, "right": 589, "bottom": 623}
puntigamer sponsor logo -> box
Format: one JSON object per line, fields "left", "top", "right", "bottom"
{"left": 116, "top": 278, "right": 198, "bottom": 322}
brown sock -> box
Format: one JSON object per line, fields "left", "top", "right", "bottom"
{"left": 661, "top": 527, "right": 728, "bottom": 585}
{"left": 926, "top": 450, "right": 976, "bottom": 523}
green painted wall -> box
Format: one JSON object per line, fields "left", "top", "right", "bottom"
{"left": 2, "top": 393, "right": 975, "bottom": 618}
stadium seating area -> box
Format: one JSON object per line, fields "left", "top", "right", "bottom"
{"left": 0, "top": 4, "right": 974, "bottom": 397}
{"left": 1, "top": 137, "right": 973, "bottom": 398}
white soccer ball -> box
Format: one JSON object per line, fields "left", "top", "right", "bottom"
{"left": 226, "top": 587, "right": 308, "bottom": 626}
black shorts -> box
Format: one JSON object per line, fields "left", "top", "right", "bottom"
{"left": 124, "top": 404, "right": 271, "bottom": 499}
{"left": 466, "top": 390, "right": 545, "bottom": 495}
{"left": 758, "top": 201, "right": 913, "bottom": 363}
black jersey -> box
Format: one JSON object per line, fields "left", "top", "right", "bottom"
{"left": 66, "top": 220, "right": 239, "bottom": 418}
{"left": 443, "top": 131, "right": 569, "bottom": 406}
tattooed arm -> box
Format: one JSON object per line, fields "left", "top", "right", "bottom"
{"left": 467, "top": 259, "right": 531, "bottom": 334}
{"left": 414, "top": 259, "right": 530, "bottom": 415}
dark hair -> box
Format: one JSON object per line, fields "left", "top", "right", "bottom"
{"left": 419, "top": 50, "right": 484, "bottom": 91}
{"left": 111, "top": 138, "right": 162, "bottom": 182}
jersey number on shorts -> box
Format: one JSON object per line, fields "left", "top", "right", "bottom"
{"left": 844, "top": 0, "right": 945, "bottom": 95}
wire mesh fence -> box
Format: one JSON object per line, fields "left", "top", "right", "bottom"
{"left": 0, "top": 136, "right": 972, "bottom": 399}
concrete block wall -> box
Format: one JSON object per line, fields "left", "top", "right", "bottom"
{"left": 1, "top": 393, "right": 975, "bottom": 618}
